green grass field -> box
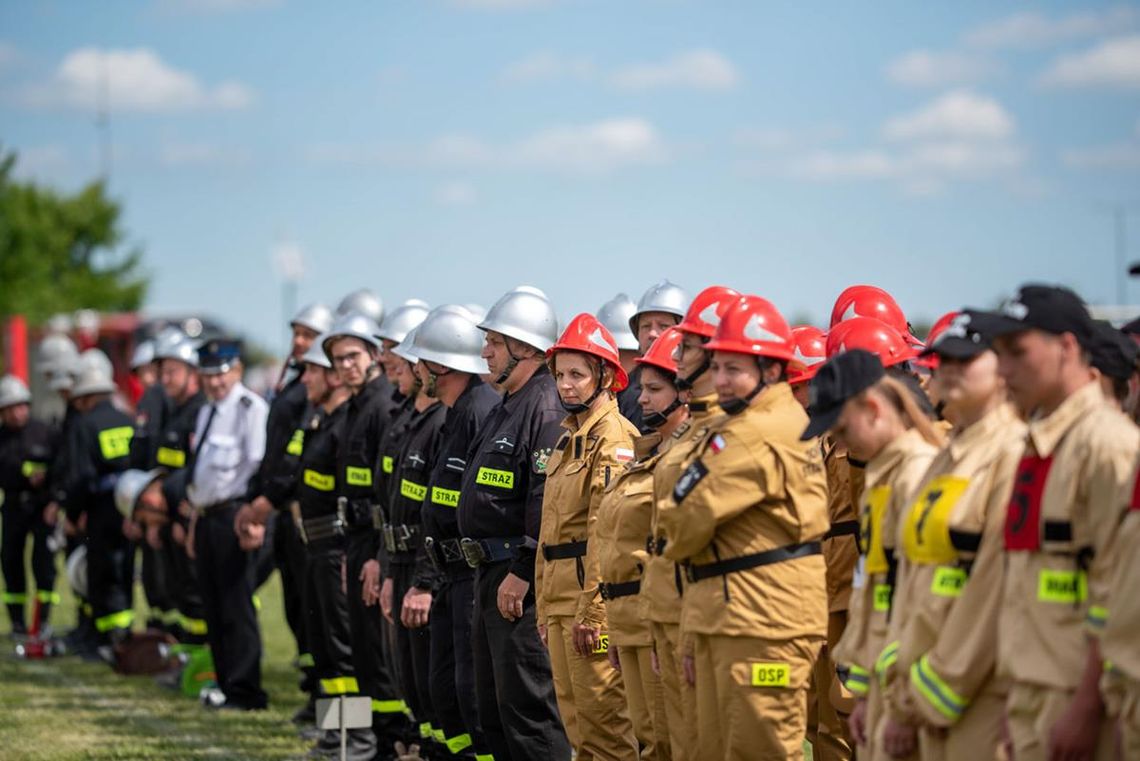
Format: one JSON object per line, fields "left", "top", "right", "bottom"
{"left": 0, "top": 558, "right": 314, "bottom": 761}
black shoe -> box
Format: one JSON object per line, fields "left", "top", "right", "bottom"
{"left": 292, "top": 699, "right": 317, "bottom": 726}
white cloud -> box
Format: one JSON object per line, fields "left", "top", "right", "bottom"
{"left": 308, "top": 117, "right": 670, "bottom": 175}
{"left": 609, "top": 49, "right": 740, "bottom": 91}
{"left": 883, "top": 90, "right": 1015, "bottom": 141}
{"left": 434, "top": 180, "right": 477, "bottom": 206}
{"left": 24, "top": 47, "right": 253, "bottom": 112}
{"left": 1039, "top": 35, "right": 1140, "bottom": 89}
{"left": 451, "top": 0, "right": 554, "bottom": 9}
{"left": 885, "top": 50, "right": 999, "bottom": 87}
{"left": 789, "top": 150, "right": 896, "bottom": 181}
{"left": 159, "top": 142, "right": 251, "bottom": 167}
{"left": 500, "top": 52, "right": 596, "bottom": 84}
{"left": 1062, "top": 142, "right": 1140, "bottom": 170}
{"left": 966, "top": 7, "right": 1138, "bottom": 49}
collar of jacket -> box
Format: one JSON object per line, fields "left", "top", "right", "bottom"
{"left": 1026, "top": 379, "right": 1103, "bottom": 458}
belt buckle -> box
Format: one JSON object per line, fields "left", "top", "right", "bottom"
{"left": 424, "top": 537, "right": 442, "bottom": 573}
{"left": 441, "top": 539, "right": 464, "bottom": 564}
{"left": 336, "top": 497, "right": 347, "bottom": 526}
{"left": 394, "top": 524, "right": 411, "bottom": 552}
{"left": 460, "top": 538, "right": 485, "bottom": 569}
{"left": 598, "top": 583, "right": 610, "bottom": 601}
{"left": 371, "top": 504, "right": 384, "bottom": 531}
{"left": 683, "top": 563, "right": 696, "bottom": 584}
{"left": 382, "top": 524, "right": 396, "bottom": 554}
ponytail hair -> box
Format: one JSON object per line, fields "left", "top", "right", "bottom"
{"left": 867, "top": 375, "right": 945, "bottom": 448}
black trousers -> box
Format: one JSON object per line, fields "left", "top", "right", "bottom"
{"left": 86, "top": 506, "right": 134, "bottom": 639}
{"left": 139, "top": 541, "right": 171, "bottom": 628}
{"left": 165, "top": 523, "right": 209, "bottom": 645}
{"left": 430, "top": 571, "right": 491, "bottom": 759}
{"left": 275, "top": 511, "right": 314, "bottom": 694}
{"left": 472, "top": 561, "right": 571, "bottom": 761}
{"left": 346, "top": 530, "right": 410, "bottom": 742}
{"left": 1, "top": 502, "right": 57, "bottom": 626}
{"left": 305, "top": 538, "right": 356, "bottom": 695}
{"left": 391, "top": 561, "right": 436, "bottom": 743}
{"left": 194, "top": 504, "right": 266, "bottom": 708}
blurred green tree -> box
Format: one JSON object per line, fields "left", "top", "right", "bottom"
{"left": 0, "top": 150, "right": 147, "bottom": 325}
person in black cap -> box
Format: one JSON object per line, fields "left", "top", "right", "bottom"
{"left": 1088, "top": 319, "right": 1139, "bottom": 414}
{"left": 876, "top": 311, "right": 1027, "bottom": 759}
{"left": 185, "top": 338, "right": 271, "bottom": 710}
{"left": 982, "top": 283, "right": 1140, "bottom": 761}
{"left": 801, "top": 349, "right": 943, "bottom": 761}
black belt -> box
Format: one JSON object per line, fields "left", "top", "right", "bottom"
{"left": 541, "top": 540, "right": 587, "bottom": 561}
{"left": 949, "top": 528, "right": 981, "bottom": 553}
{"left": 824, "top": 520, "right": 860, "bottom": 541}
{"left": 196, "top": 498, "right": 241, "bottom": 516}
{"left": 338, "top": 497, "right": 379, "bottom": 531}
{"left": 460, "top": 537, "right": 528, "bottom": 568}
{"left": 599, "top": 580, "right": 640, "bottom": 601}
{"left": 424, "top": 537, "right": 468, "bottom": 573}
{"left": 383, "top": 523, "right": 422, "bottom": 554}
{"left": 685, "top": 541, "right": 821, "bottom": 584}
{"left": 301, "top": 514, "right": 345, "bottom": 544}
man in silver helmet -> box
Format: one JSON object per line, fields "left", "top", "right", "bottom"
{"left": 617, "top": 280, "right": 688, "bottom": 433}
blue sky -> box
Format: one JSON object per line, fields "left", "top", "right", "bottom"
{"left": 2, "top": 0, "right": 1139, "bottom": 353}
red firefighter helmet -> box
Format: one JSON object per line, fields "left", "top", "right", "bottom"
{"left": 914, "top": 311, "right": 960, "bottom": 370}
{"left": 787, "top": 326, "right": 828, "bottom": 385}
{"left": 705, "top": 295, "right": 796, "bottom": 362}
{"left": 635, "top": 326, "right": 684, "bottom": 377}
{"left": 826, "top": 317, "right": 917, "bottom": 368}
{"left": 676, "top": 285, "right": 742, "bottom": 339}
{"left": 547, "top": 313, "right": 629, "bottom": 392}
{"left": 830, "top": 284, "right": 919, "bottom": 343}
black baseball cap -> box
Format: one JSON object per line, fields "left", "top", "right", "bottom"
{"left": 919, "top": 309, "right": 1000, "bottom": 360}
{"left": 1121, "top": 315, "right": 1140, "bottom": 337}
{"left": 982, "top": 284, "right": 1094, "bottom": 347}
{"left": 801, "top": 349, "right": 885, "bottom": 441}
{"left": 1089, "top": 320, "right": 1139, "bottom": 381}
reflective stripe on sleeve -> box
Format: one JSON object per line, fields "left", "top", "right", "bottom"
{"left": 910, "top": 654, "right": 968, "bottom": 721}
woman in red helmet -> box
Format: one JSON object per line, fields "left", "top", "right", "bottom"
{"left": 535, "top": 313, "right": 640, "bottom": 761}
{"left": 659, "top": 294, "right": 831, "bottom": 760}
{"left": 594, "top": 326, "right": 688, "bottom": 761}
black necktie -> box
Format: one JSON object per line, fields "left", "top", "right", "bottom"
{"left": 191, "top": 404, "right": 217, "bottom": 469}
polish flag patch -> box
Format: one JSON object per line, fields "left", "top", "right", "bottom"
{"left": 615, "top": 447, "right": 635, "bottom": 463}
{"left": 709, "top": 434, "right": 727, "bottom": 455}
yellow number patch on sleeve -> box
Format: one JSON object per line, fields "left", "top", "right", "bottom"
{"left": 902, "top": 475, "right": 970, "bottom": 565}
{"left": 862, "top": 485, "right": 892, "bottom": 575}
{"left": 592, "top": 634, "right": 610, "bottom": 655}
{"left": 750, "top": 662, "right": 791, "bottom": 688}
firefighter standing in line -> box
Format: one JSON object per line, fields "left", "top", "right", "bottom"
{"left": 65, "top": 356, "right": 137, "bottom": 658}
{"left": 0, "top": 375, "right": 59, "bottom": 636}
{"left": 185, "top": 339, "right": 270, "bottom": 710}
{"left": 322, "top": 311, "right": 411, "bottom": 748}
{"left": 596, "top": 326, "right": 688, "bottom": 761}
{"left": 234, "top": 302, "right": 335, "bottom": 723}
{"left": 875, "top": 312, "right": 1027, "bottom": 759}
{"left": 618, "top": 281, "right": 689, "bottom": 434}
{"left": 644, "top": 284, "right": 738, "bottom": 761}
{"left": 291, "top": 336, "right": 379, "bottom": 760}
{"left": 803, "top": 349, "right": 943, "bottom": 761}
{"left": 410, "top": 305, "right": 499, "bottom": 761}
{"left": 659, "top": 295, "right": 829, "bottom": 760}
{"left": 149, "top": 334, "right": 208, "bottom": 643}
{"left": 385, "top": 332, "right": 448, "bottom": 754}
{"left": 536, "top": 313, "right": 640, "bottom": 761}
{"left": 456, "top": 286, "right": 572, "bottom": 761}
{"left": 985, "top": 285, "right": 1139, "bottom": 761}
{"left": 789, "top": 325, "right": 856, "bottom": 761}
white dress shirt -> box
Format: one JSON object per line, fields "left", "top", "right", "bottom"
{"left": 188, "top": 381, "right": 269, "bottom": 509}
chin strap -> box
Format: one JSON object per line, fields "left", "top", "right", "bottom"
{"left": 642, "top": 393, "right": 683, "bottom": 430}
{"left": 675, "top": 351, "right": 710, "bottom": 391}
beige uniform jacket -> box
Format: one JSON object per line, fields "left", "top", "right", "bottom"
{"left": 659, "top": 382, "right": 830, "bottom": 640}
{"left": 536, "top": 396, "right": 638, "bottom": 627}
{"left": 1101, "top": 471, "right": 1140, "bottom": 693}
{"left": 824, "top": 438, "right": 860, "bottom": 613}
{"left": 642, "top": 393, "right": 721, "bottom": 625}
{"left": 833, "top": 428, "right": 938, "bottom": 696}
{"left": 880, "top": 403, "right": 1026, "bottom": 727}
{"left": 998, "top": 381, "right": 1139, "bottom": 691}
{"left": 595, "top": 433, "right": 664, "bottom": 648}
